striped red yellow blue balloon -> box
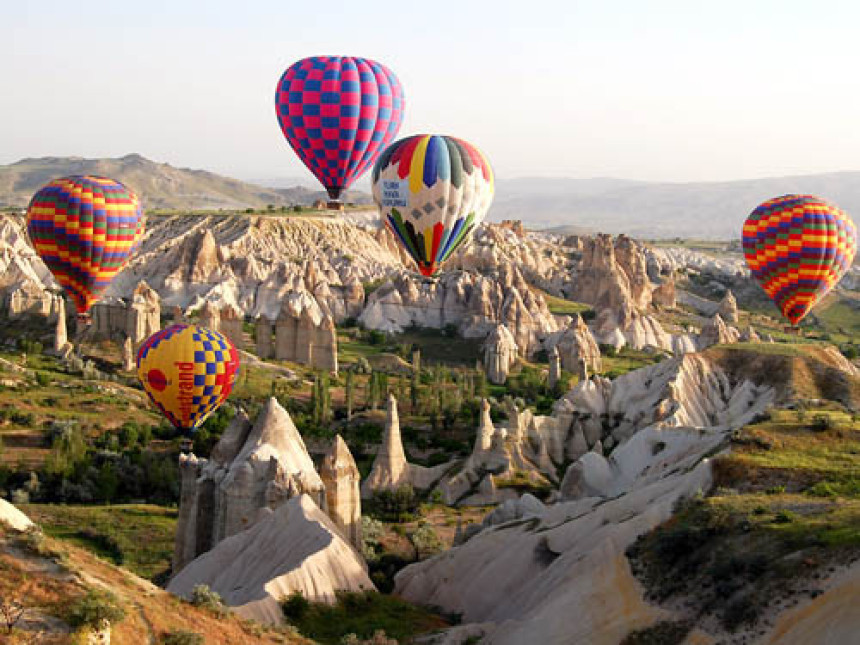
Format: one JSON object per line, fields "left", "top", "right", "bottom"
{"left": 742, "top": 195, "right": 857, "bottom": 325}
{"left": 137, "top": 324, "right": 240, "bottom": 433}
{"left": 372, "top": 134, "right": 494, "bottom": 276}
{"left": 26, "top": 175, "right": 144, "bottom": 315}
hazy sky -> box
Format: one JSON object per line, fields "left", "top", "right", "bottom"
{"left": 3, "top": 0, "right": 859, "bottom": 185}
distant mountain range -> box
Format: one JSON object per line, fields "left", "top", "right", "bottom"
{"left": 0, "top": 154, "right": 372, "bottom": 210}
{"left": 2, "top": 155, "right": 858, "bottom": 240}
{"left": 490, "top": 174, "right": 860, "bottom": 239}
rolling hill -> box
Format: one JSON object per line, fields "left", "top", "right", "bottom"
{"left": 0, "top": 154, "right": 372, "bottom": 210}
{"left": 490, "top": 173, "right": 860, "bottom": 239}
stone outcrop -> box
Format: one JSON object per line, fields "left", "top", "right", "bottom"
{"left": 361, "top": 395, "right": 410, "bottom": 498}
{"left": 5, "top": 281, "right": 54, "bottom": 318}
{"left": 274, "top": 292, "right": 337, "bottom": 371}
{"left": 320, "top": 435, "right": 362, "bottom": 551}
{"left": 54, "top": 296, "right": 68, "bottom": 353}
{"left": 740, "top": 325, "right": 761, "bottom": 342}
{"left": 718, "top": 289, "right": 739, "bottom": 323}
{"left": 90, "top": 281, "right": 160, "bottom": 344}
{"left": 393, "top": 355, "right": 776, "bottom": 645}
{"left": 697, "top": 313, "right": 740, "bottom": 349}
{"left": 552, "top": 314, "right": 602, "bottom": 374}
{"left": 198, "top": 300, "right": 220, "bottom": 331}
{"left": 360, "top": 395, "right": 452, "bottom": 499}
{"left": 570, "top": 234, "right": 639, "bottom": 327}
{"left": 168, "top": 495, "right": 375, "bottom": 625}
{"left": 651, "top": 274, "right": 676, "bottom": 308}
{"left": 359, "top": 269, "right": 558, "bottom": 356}
{"left": 0, "top": 498, "right": 34, "bottom": 532}
{"left": 218, "top": 304, "right": 245, "bottom": 350}
{"left": 255, "top": 315, "right": 274, "bottom": 359}
{"left": 483, "top": 324, "right": 518, "bottom": 385}
{"left": 548, "top": 346, "right": 561, "bottom": 389}
{"left": 172, "top": 398, "right": 325, "bottom": 574}
{"left": 122, "top": 337, "right": 135, "bottom": 372}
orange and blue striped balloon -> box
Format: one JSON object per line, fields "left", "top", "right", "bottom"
{"left": 742, "top": 195, "right": 856, "bottom": 325}
{"left": 26, "top": 175, "right": 144, "bottom": 315}
{"left": 137, "top": 324, "right": 240, "bottom": 433}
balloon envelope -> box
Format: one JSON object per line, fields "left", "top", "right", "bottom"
{"left": 742, "top": 195, "right": 857, "bottom": 325}
{"left": 27, "top": 175, "right": 144, "bottom": 315}
{"left": 275, "top": 55, "right": 404, "bottom": 201}
{"left": 372, "top": 134, "right": 494, "bottom": 276}
{"left": 137, "top": 324, "right": 240, "bottom": 433}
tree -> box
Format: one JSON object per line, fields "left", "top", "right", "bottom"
{"left": 345, "top": 370, "right": 354, "bottom": 421}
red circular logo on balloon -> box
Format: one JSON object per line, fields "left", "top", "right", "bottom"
{"left": 147, "top": 369, "right": 168, "bottom": 392}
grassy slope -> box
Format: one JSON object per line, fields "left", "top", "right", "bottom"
{"left": 20, "top": 504, "right": 177, "bottom": 582}
{"left": 0, "top": 523, "right": 310, "bottom": 644}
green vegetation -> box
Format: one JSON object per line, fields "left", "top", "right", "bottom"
{"left": 627, "top": 407, "right": 860, "bottom": 633}
{"left": 67, "top": 588, "right": 126, "bottom": 629}
{"left": 282, "top": 591, "right": 447, "bottom": 645}
{"left": 539, "top": 292, "right": 594, "bottom": 317}
{"left": 600, "top": 346, "right": 663, "bottom": 379}
{"left": 21, "top": 504, "right": 177, "bottom": 582}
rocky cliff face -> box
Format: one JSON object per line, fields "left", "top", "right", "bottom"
{"left": 173, "top": 398, "right": 327, "bottom": 574}
{"left": 168, "top": 495, "right": 375, "bottom": 625}
{"left": 359, "top": 267, "right": 558, "bottom": 356}
{"left": 393, "top": 352, "right": 776, "bottom": 644}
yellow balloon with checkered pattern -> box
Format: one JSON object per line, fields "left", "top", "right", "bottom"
{"left": 136, "top": 324, "right": 240, "bottom": 432}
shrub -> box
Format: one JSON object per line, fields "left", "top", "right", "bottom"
{"left": 161, "top": 630, "right": 204, "bottom": 645}
{"left": 367, "top": 485, "right": 420, "bottom": 522}
{"left": 810, "top": 414, "right": 833, "bottom": 433}
{"left": 411, "top": 523, "right": 442, "bottom": 559}
{"left": 598, "top": 343, "right": 618, "bottom": 358}
{"left": 190, "top": 584, "right": 228, "bottom": 617}
{"left": 282, "top": 591, "right": 310, "bottom": 622}
{"left": 67, "top": 589, "right": 126, "bottom": 628}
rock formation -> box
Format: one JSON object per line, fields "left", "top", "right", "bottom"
{"left": 172, "top": 398, "right": 325, "bottom": 574}
{"left": 53, "top": 296, "right": 68, "bottom": 353}
{"left": 320, "top": 435, "right": 362, "bottom": 551}
{"left": 552, "top": 314, "right": 602, "bottom": 374}
{"left": 359, "top": 269, "right": 558, "bottom": 355}
{"left": 90, "top": 281, "right": 160, "bottom": 344}
{"left": 5, "top": 282, "right": 54, "bottom": 318}
{"left": 740, "top": 325, "right": 761, "bottom": 342}
{"left": 218, "top": 304, "right": 244, "bottom": 350}
{"left": 651, "top": 274, "right": 676, "bottom": 308}
{"left": 547, "top": 346, "right": 561, "bottom": 389}
{"left": 255, "top": 315, "right": 274, "bottom": 359}
{"left": 393, "top": 354, "right": 776, "bottom": 645}
{"left": 718, "top": 289, "right": 739, "bottom": 323}
{"left": 360, "top": 394, "right": 452, "bottom": 499}
{"left": 199, "top": 300, "right": 220, "bottom": 331}
{"left": 261, "top": 291, "right": 338, "bottom": 372}
{"left": 482, "top": 324, "right": 519, "bottom": 385}
{"left": 122, "top": 337, "right": 135, "bottom": 372}
{"left": 0, "top": 498, "right": 34, "bottom": 532}
{"left": 697, "top": 313, "right": 740, "bottom": 349}
{"left": 168, "top": 495, "right": 375, "bottom": 625}
{"left": 361, "top": 395, "right": 410, "bottom": 498}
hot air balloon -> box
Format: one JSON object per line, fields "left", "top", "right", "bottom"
{"left": 137, "top": 324, "right": 240, "bottom": 433}
{"left": 275, "top": 55, "right": 404, "bottom": 207}
{"left": 742, "top": 195, "right": 857, "bottom": 325}
{"left": 372, "top": 134, "right": 494, "bottom": 276}
{"left": 26, "top": 175, "right": 144, "bottom": 319}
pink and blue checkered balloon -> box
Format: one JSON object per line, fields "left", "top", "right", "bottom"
{"left": 275, "top": 56, "right": 405, "bottom": 201}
